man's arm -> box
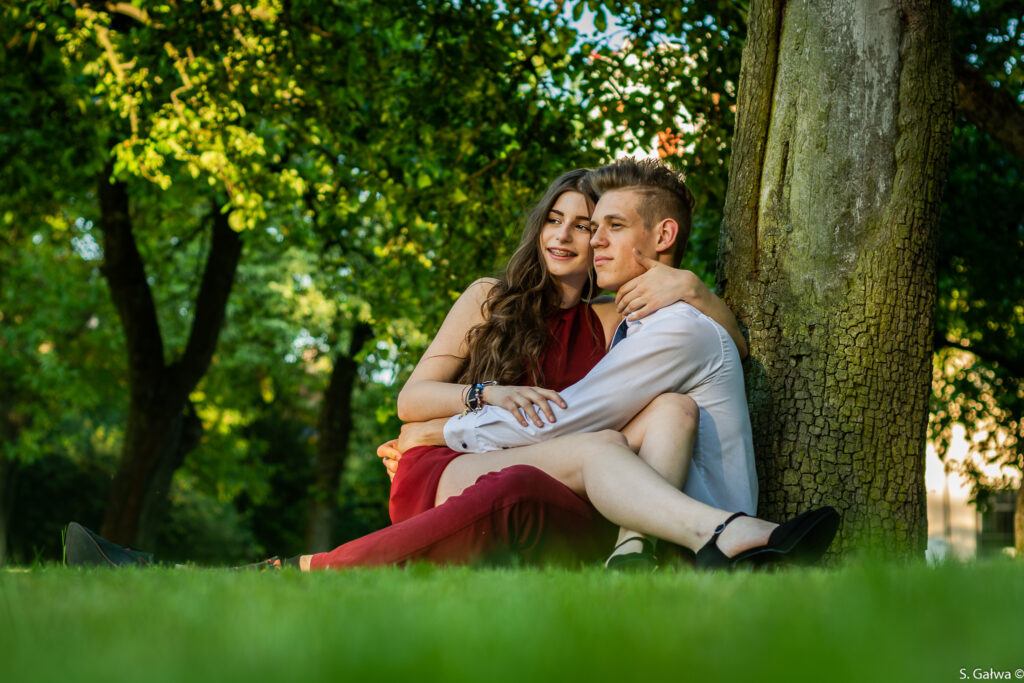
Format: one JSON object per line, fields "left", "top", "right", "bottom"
{"left": 614, "top": 251, "right": 748, "bottom": 358}
{"left": 443, "top": 306, "right": 723, "bottom": 452}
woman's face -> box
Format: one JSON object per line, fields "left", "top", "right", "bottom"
{"left": 539, "top": 191, "right": 593, "bottom": 284}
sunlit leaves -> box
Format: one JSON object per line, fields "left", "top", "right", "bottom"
{"left": 570, "top": 0, "right": 745, "bottom": 282}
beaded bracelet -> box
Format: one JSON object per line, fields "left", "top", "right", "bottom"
{"left": 464, "top": 381, "right": 497, "bottom": 414}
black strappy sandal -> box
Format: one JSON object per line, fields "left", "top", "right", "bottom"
{"left": 695, "top": 507, "right": 840, "bottom": 570}
{"left": 605, "top": 536, "right": 658, "bottom": 572}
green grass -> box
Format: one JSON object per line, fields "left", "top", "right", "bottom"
{"left": 2, "top": 560, "right": 1022, "bottom": 683}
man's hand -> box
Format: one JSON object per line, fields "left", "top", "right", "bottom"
{"left": 397, "top": 417, "right": 450, "bottom": 452}
{"left": 616, "top": 248, "right": 748, "bottom": 358}
{"left": 615, "top": 249, "right": 708, "bottom": 321}
{"left": 376, "top": 439, "right": 402, "bottom": 482}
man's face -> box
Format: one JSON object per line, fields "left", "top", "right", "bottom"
{"left": 590, "top": 189, "right": 660, "bottom": 291}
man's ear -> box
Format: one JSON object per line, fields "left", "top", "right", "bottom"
{"left": 654, "top": 218, "right": 679, "bottom": 256}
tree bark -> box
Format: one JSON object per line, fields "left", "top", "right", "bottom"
{"left": 717, "top": 0, "right": 954, "bottom": 557}
{"left": 305, "top": 323, "right": 373, "bottom": 553}
{"left": 98, "top": 169, "right": 242, "bottom": 548}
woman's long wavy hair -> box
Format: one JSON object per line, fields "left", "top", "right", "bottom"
{"left": 457, "top": 169, "right": 598, "bottom": 387}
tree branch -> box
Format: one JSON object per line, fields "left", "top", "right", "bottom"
{"left": 175, "top": 207, "right": 243, "bottom": 393}
{"left": 97, "top": 167, "right": 166, "bottom": 390}
{"left": 103, "top": 2, "right": 158, "bottom": 27}
{"left": 955, "top": 61, "right": 1024, "bottom": 163}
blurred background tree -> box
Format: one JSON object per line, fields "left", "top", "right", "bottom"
{"left": 929, "top": 0, "right": 1024, "bottom": 552}
{"left": 1, "top": 0, "right": 607, "bottom": 560}
{"left": 0, "top": 0, "right": 1020, "bottom": 563}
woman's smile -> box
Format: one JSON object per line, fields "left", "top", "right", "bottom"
{"left": 546, "top": 247, "right": 578, "bottom": 260}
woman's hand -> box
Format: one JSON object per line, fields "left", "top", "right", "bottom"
{"left": 397, "top": 417, "right": 450, "bottom": 452}
{"left": 480, "top": 384, "right": 567, "bottom": 427}
{"left": 615, "top": 249, "right": 708, "bottom": 321}
{"left": 376, "top": 439, "right": 402, "bottom": 482}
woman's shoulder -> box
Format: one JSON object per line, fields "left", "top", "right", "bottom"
{"left": 588, "top": 299, "right": 619, "bottom": 326}
{"left": 449, "top": 277, "right": 499, "bottom": 311}
{"left": 462, "top": 277, "right": 499, "bottom": 300}
{"left": 444, "top": 278, "right": 500, "bottom": 325}
{"left": 588, "top": 299, "right": 621, "bottom": 348}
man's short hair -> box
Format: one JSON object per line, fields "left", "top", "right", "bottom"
{"left": 585, "top": 158, "right": 695, "bottom": 268}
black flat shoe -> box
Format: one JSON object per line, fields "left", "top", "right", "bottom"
{"left": 695, "top": 507, "right": 840, "bottom": 570}
{"left": 64, "top": 522, "right": 156, "bottom": 568}
{"left": 605, "top": 536, "right": 658, "bottom": 572}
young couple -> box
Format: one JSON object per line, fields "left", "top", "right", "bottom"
{"left": 66, "top": 158, "right": 838, "bottom": 571}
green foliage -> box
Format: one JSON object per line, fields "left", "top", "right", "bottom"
{"left": 0, "top": 223, "right": 125, "bottom": 465}
{"left": 952, "top": 0, "right": 1023, "bottom": 93}
{"left": 0, "top": 3, "right": 105, "bottom": 212}
{"left": 574, "top": 0, "right": 745, "bottom": 282}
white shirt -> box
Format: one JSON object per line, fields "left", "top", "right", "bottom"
{"left": 443, "top": 301, "right": 758, "bottom": 515}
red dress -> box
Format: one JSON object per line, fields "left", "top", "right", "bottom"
{"left": 388, "top": 301, "right": 606, "bottom": 523}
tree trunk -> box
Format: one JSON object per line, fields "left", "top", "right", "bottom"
{"left": 98, "top": 169, "right": 242, "bottom": 547}
{"left": 0, "top": 457, "right": 14, "bottom": 566}
{"left": 102, "top": 395, "right": 204, "bottom": 549}
{"left": 305, "top": 323, "right": 373, "bottom": 553}
{"left": 0, "top": 391, "right": 21, "bottom": 567}
{"left": 1015, "top": 485, "right": 1024, "bottom": 558}
{"left": 717, "top": 0, "right": 954, "bottom": 557}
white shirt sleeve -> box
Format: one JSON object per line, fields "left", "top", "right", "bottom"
{"left": 442, "top": 305, "right": 724, "bottom": 452}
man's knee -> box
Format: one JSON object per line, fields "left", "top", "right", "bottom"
{"left": 547, "top": 430, "right": 628, "bottom": 453}
{"left": 590, "top": 429, "right": 629, "bottom": 448}
{"left": 648, "top": 393, "right": 700, "bottom": 427}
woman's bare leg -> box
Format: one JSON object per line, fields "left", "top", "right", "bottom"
{"left": 435, "top": 430, "right": 776, "bottom": 558}
{"left": 606, "top": 393, "right": 699, "bottom": 564}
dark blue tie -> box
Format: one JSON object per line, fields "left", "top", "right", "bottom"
{"left": 610, "top": 320, "right": 629, "bottom": 349}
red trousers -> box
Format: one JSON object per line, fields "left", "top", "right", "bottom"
{"left": 309, "top": 465, "right": 615, "bottom": 569}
